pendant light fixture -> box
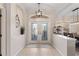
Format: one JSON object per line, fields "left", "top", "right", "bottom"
{"left": 35, "top": 3, "right": 42, "bottom": 16}
{"left": 31, "top": 3, "right": 48, "bottom": 18}
{"left": 72, "top": 7, "right": 79, "bottom": 23}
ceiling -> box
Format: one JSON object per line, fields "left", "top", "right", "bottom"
{"left": 17, "top": 3, "right": 79, "bottom": 17}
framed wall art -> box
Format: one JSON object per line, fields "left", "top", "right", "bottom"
{"left": 16, "top": 14, "right": 20, "bottom": 28}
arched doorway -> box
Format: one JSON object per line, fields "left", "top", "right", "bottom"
{"left": 28, "top": 17, "right": 51, "bottom": 44}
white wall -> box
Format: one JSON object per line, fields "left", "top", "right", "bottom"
{"left": 5, "top": 4, "right": 26, "bottom": 56}
{"left": 10, "top": 4, "right": 26, "bottom": 56}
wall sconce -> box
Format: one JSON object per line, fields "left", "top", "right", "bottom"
{"left": 20, "top": 27, "right": 24, "bottom": 35}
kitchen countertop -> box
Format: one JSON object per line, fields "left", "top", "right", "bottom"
{"left": 53, "top": 34, "right": 76, "bottom": 41}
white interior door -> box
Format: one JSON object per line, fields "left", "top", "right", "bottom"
{"left": 31, "top": 22, "right": 48, "bottom": 43}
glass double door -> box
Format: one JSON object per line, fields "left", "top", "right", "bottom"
{"left": 31, "top": 22, "right": 48, "bottom": 43}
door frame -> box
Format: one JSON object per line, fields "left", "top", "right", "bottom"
{"left": 29, "top": 20, "right": 50, "bottom": 44}
{"left": 0, "top": 5, "right": 7, "bottom": 56}
{"left": 31, "top": 21, "right": 48, "bottom": 43}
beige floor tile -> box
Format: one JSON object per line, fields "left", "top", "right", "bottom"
{"left": 17, "top": 44, "right": 61, "bottom": 56}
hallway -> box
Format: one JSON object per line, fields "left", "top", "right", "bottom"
{"left": 0, "top": 3, "right": 78, "bottom": 56}
{"left": 17, "top": 44, "right": 61, "bottom": 56}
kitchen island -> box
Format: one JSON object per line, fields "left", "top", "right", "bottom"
{"left": 52, "top": 34, "right": 76, "bottom": 56}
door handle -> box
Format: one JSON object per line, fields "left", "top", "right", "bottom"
{"left": 0, "top": 34, "right": 2, "bottom": 37}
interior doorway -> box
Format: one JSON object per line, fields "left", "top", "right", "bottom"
{"left": 0, "top": 9, "right": 2, "bottom": 56}
{"left": 31, "top": 22, "right": 48, "bottom": 43}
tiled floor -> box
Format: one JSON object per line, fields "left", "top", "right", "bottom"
{"left": 17, "top": 44, "right": 61, "bottom": 56}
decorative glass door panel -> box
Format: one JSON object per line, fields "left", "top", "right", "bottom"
{"left": 31, "top": 22, "right": 48, "bottom": 42}
{"left": 31, "top": 23, "right": 38, "bottom": 40}
{"left": 41, "top": 23, "right": 48, "bottom": 40}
